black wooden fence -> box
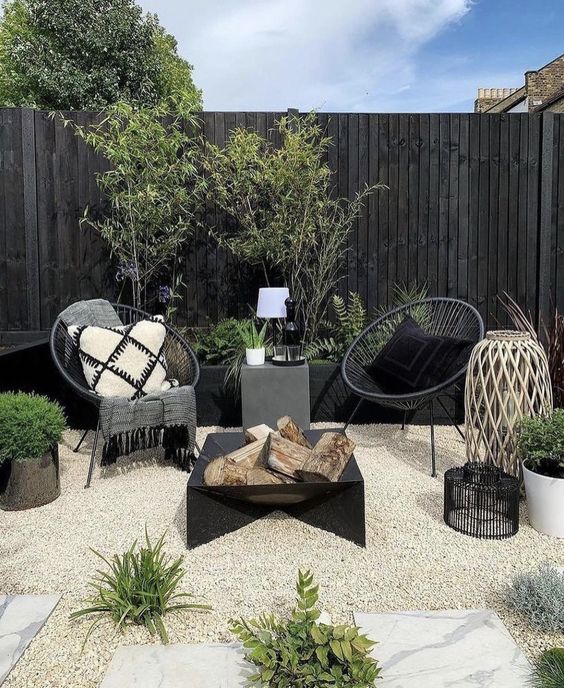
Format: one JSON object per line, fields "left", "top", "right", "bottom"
{"left": 1, "top": 107, "right": 563, "bottom": 340}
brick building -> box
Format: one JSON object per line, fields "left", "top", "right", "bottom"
{"left": 475, "top": 53, "right": 564, "bottom": 113}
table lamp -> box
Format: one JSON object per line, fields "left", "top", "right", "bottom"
{"left": 256, "top": 287, "right": 289, "bottom": 349}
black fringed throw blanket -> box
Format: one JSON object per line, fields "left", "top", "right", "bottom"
{"left": 99, "top": 386, "right": 196, "bottom": 471}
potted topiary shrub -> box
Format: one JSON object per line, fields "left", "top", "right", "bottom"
{"left": 519, "top": 409, "right": 564, "bottom": 537}
{"left": 238, "top": 320, "right": 267, "bottom": 366}
{"left": 0, "top": 393, "right": 66, "bottom": 510}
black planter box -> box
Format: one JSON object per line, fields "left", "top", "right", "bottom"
{"left": 0, "top": 343, "right": 463, "bottom": 428}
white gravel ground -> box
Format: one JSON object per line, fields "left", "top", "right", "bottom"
{"left": 1, "top": 423, "right": 563, "bottom": 688}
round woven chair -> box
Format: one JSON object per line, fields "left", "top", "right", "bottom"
{"left": 49, "top": 302, "right": 200, "bottom": 487}
{"left": 341, "top": 297, "right": 484, "bottom": 476}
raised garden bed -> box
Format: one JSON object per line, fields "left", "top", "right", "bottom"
{"left": 0, "top": 342, "right": 463, "bottom": 428}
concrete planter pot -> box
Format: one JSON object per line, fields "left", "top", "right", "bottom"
{"left": 245, "top": 348, "right": 265, "bottom": 366}
{"left": 523, "top": 460, "right": 564, "bottom": 538}
{"left": 0, "top": 445, "right": 60, "bottom": 511}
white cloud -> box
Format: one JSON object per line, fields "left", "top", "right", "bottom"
{"left": 139, "top": 0, "right": 473, "bottom": 111}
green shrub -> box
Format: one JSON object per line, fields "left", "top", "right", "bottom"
{"left": 518, "top": 409, "right": 564, "bottom": 477}
{"left": 193, "top": 318, "right": 247, "bottom": 365}
{"left": 230, "top": 570, "right": 381, "bottom": 688}
{"left": 506, "top": 563, "right": 564, "bottom": 633}
{"left": 0, "top": 393, "right": 65, "bottom": 465}
{"left": 530, "top": 648, "right": 564, "bottom": 688}
{"left": 71, "top": 529, "right": 210, "bottom": 644}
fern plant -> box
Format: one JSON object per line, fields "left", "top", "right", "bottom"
{"left": 71, "top": 529, "right": 210, "bottom": 645}
{"left": 230, "top": 570, "right": 380, "bottom": 688}
{"left": 306, "top": 292, "right": 367, "bottom": 362}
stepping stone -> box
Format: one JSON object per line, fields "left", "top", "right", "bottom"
{"left": 0, "top": 594, "right": 60, "bottom": 685}
{"left": 101, "top": 643, "right": 249, "bottom": 688}
{"left": 354, "top": 609, "right": 531, "bottom": 687}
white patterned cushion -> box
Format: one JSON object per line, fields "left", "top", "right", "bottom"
{"left": 68, "top": 317, "right": 175, "bottom": 399}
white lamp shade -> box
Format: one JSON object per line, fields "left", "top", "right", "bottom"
{"left": 256, "top": 287, "right": 289, "bottom": 318}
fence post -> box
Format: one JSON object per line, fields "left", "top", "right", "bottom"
{"left": 538, "top": 111, "right": 555, "bottom": 329}
{"left": 21, "top": 108, "right": 40, "bottom": 330}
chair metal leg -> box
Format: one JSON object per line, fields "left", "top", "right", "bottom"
{"left": 344, "top": 398, "right": 364, "bottom": 433}
{"left": 85, "top": 420, "right": 100, "bottom": 489}
{"left": 430, "top": 401, "right": 437, "bottom": 478}
{"left": 436, "top": 396, "right": 465, "bottom": 440}
{"left": 73, "top": 428, "right": 89, "bottom": 453}
{"left": 401, "top": 411, "right": 407, "bottom": 430}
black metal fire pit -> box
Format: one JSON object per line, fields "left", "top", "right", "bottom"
{"left": 443, "top": 462, "right": 519, "bottom": 539}
{"left": 186, "top": 430, "right": 365, "bottom": 548}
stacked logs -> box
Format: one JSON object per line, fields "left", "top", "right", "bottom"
{"left": 203, "top": 416, "right": 356, "bottom": 487}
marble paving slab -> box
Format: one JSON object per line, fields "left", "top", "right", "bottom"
{"left": 100, "top": 643, "right": 250, "bottom": 688}
{"left": 0, "top": 594, "right": 60, "bottom": 685}
{"left": 354, "top": 609, "right": 531, "bottom": 687}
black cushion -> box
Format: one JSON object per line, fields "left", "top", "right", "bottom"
{"left": 367, "top": 316, "right": 473, "bottom": 394}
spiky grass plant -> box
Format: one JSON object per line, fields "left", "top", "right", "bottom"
{"left": 506, "top": 563, "right": 564, "bottom": 633}
{"left": 230, "top": 570, "right": 380, "bottom": 688}
{"left": 530, "top": 648, "right": 564, "bottom": 688}
{"left": 71, "top": 530, "right": 210, "bottom": 644}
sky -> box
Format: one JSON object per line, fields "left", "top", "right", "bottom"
{"left": 139, "top": 0, "right": 564, "bottom": 113}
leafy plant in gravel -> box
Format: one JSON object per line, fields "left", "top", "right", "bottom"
{"left": 230, "top": 569, "right": 381, "bottom": 688}
{"left": 518, "top": 410, "right": 564, "bottom": 479}
{"left": 0, "top": 392, "right": 65, "bottom": 465}
{"left": 71, "top": 529, "right": 210, "bottom": 644}
{"left": 529, "top": 647, "right": 564, "bottom": 688}
{"left": 506, "top": 563, "right": 564, "bottom": 633}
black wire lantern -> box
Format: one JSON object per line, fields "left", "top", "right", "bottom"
{"left": 444, "top": 462, "right": 519, "bottom": 539}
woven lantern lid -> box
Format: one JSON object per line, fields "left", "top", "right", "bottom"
{"left": 485, "top": 330, "right": 531, "bottom": 342}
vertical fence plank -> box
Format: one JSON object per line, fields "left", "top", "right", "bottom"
{"left": 538, "top": 112, "right": 555, "bottom": 327}
{"left": 21, "top": 108, "right": 40, "bottom": 329}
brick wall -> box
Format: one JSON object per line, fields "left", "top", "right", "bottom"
{"left": 525, "top": 55, "right": 564, "bottom": 108}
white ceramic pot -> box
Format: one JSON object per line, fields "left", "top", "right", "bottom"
{"left": 523, "top": 461, "right": 564, "bottom": 538}
{"left": 246, "top": 348, "right": 265, "bottom": 366}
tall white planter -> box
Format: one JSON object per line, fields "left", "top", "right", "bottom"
{"left": 523, "top": 463, "right": 564, "bottom": 538}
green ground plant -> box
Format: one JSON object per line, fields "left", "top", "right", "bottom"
{"left": 71, "top": 529, "right": 210, "bottom": 645}
{"left": 230, "top": 570, "right": 380, "bottom": 688}
{"left": 529, "top": 647, "right": 564, "bottom": 688}
{"left": 0, "top": 392, "right": 65, "bottom": 464}
{"left": 193, "top": 318, "right": 244, "bottom": 366}
{"left": 506, "top": 563, "right": 564, "bottom": 633}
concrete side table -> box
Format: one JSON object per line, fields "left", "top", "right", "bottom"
{"left": 241, "top": 361, "right": 310, "bottom": 430}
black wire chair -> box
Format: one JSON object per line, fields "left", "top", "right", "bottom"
{"left": 341, "top": 297, "right": 484, "bottom": 476}
{"left": 49, "top": 302, "right": 200, "bottom": 488}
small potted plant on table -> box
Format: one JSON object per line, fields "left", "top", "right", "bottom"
{"left": 239, "top": 319, "right": 268, "bottom": 366}
{"left": 0, "top": 392, "right": 66, "bottom": 510}
{"left": 519, "top": 409, "right": 564, "bottom": 537}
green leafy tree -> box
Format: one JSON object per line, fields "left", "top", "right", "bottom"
{"left": 0, "top": 0, "right": 201, "bottom": 110}
{"left": 205, "top": 114, "right": 383, "bottom": 342}
{"left": 62, "top": 102, "right": 206, "bottom": 313}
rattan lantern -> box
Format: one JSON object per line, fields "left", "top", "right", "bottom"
{"left": 464, "top": 330, "right": 553, "bottom": 477}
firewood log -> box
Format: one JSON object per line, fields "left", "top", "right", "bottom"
{"left": 203, "top": 457, "right": 248, "bottom": 486}
{"left": 277, "top": 416, "right": 312, "bottom": 449}
{"left": 244, "top": 424, "right": 274, "bottom": 444}
{"left": 264, "top": 432, "right": 311, "bottom": 480}
{"left": 299, "top": 432, "right": 355, "bottom": 482}
{"left": 246, "top": 467, "right": 294, "bottom": 485}
{"left": 226, "top": 438, "right": 267, "bottom": 468}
